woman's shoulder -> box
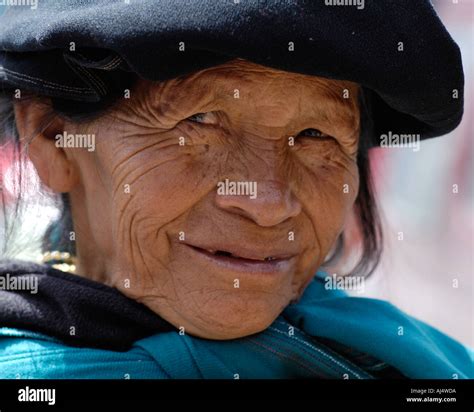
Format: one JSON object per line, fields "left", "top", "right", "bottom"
{"left": 0, "top": 327, "right": 167, "bottom": 379}
{"left": 284, "top": 275, "right": 473, "bottom": 379}
{"left": 0, "top": 259, "right": 174, "bottom": 350}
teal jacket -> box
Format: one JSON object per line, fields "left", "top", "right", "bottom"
{"left": 0, "top": 272, "right": 472, "bottom": 379}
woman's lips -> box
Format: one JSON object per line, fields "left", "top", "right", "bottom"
{"left": 184, "top": 244, "right": 295, "bottom": 274}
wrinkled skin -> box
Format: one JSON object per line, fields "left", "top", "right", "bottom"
{"left": 15, "top": 59, "right": 360, "bottom": 339}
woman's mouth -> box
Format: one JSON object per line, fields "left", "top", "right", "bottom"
{"left": 183, "top": 243, "right": 296, "bottom": 274}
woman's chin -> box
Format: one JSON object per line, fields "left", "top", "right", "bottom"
{"left": 142, "top": 293, "right": 290, "bottom": 340}
{"left": 174, "top": 317, "right": 277, "bottom": 341}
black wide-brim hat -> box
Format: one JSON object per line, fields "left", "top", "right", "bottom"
{"left": 0, "top": 0, "right": 464, "bottom": 146}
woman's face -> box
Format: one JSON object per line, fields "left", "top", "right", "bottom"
{"left": 22, "top": 59, "right": 361, "bottom": 339}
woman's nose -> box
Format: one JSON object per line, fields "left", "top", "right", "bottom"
{"left": 215, "top": 179, "right": 302, "bottom": 227}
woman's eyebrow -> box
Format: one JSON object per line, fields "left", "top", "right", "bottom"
{"left": 309, "top": 92, "right": 358, "bottom": 121}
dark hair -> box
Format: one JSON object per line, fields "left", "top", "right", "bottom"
{"left": 0, "top": 77, "right": 383, "bottom": 277}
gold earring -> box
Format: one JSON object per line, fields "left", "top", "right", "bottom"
{"left": 42, "top": 251, "right": 77, "bottom": 274}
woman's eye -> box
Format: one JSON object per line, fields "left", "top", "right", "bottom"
{"left": 297, "top": 128, "right": 331, "bottom": 139}
{"left": 186, "top": 112, "right": 215, "bottom": 124}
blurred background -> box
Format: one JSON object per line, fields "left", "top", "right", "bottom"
{"left": 0, "top": 1, "right": 472, "bottom": 346}
{"left": 354, "top": 0, "right": 473, "bottom": 347}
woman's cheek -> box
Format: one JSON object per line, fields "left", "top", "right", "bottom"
{"left": 296, "top": 149, "right": 359, "bottom": 258}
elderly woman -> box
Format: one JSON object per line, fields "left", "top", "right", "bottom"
{"left": 0, "top": 1, "right": 471, "bottom": 380}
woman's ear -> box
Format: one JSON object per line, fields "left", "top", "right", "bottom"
{"left": 13, "top": 98, "right": 78, "bottom": 193}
